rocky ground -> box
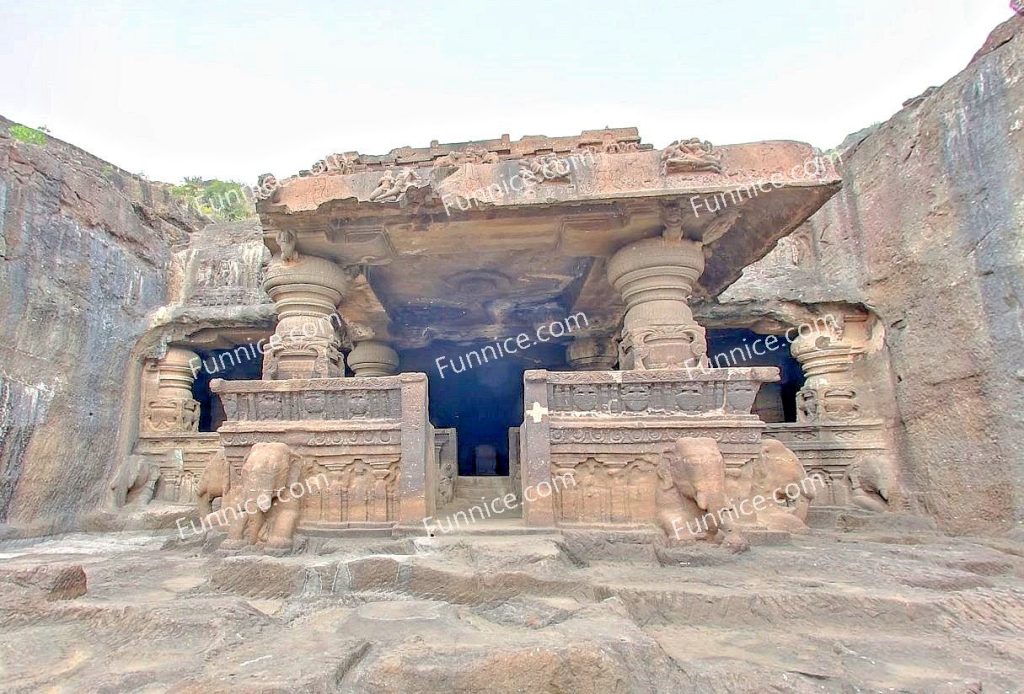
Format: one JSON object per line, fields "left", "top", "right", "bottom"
{"left": 0, "top": 522, "right": 1022, "bottom": 693}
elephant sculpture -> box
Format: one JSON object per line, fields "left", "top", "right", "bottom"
{"left": 220, "top": 442, "right": 311, "bottom": 553}
{"left": 196, "top": 448, "right": 230, "bottom": 515}
{"left": 655, "top": 437, "right": 748, "bottom": 552}
{"left": 848, "top": 456, "right": 892, "bottom": 512}
{"left": 108, "top": 455, "right": 161, "bottom": 510}
{"left": 750, "top": 438, "right": 815, "bottom": 532}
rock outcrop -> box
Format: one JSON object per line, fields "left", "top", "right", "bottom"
{"left": 717, "top": 16, "right": 1024, "bottom": 533}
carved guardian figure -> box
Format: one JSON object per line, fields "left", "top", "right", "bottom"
{"left": 655, "top": 437, "right": 748, "bottom": 552}
{"left": 196, "top": 448, "right": 230, "bottom": 515}
{"left": 108, "top": 455, "right": 161, "bottom": 510}
{"left": 220, "top": 442, "right": 312, "bottom": 554}
{"left": 750, "top": 439, "right": 815, "bottom": 532}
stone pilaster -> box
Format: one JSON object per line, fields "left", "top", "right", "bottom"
{"left": 790, "top": 324, "right": 862, "bottom": 422}
{"left": 606, "top": 236, "right": 707, "bottom": 370}
{"left": 565, "top": 335, "right": 618, "bottom": 370}
{"left": 141, "top": 347, "right": 200, "bottom": 433}
{"left": 261, "top": 254, "right": 351, "bottom": 380}
{"left": 347, "top": 340, "right": 399, "bottom": 377}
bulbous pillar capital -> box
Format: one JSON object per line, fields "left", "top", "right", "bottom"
{"left": 347, "top": 340, "right": 399, "bottom": 377}
{"left": 142, "top": 347, "right": 200, "bottom": 433}
{"left": 607, "top": 237, "right": 707, "bottom": 370}
{"left": 790, "top": 325, "right": 861, "bottom": 423}
{"left": 261, "top": 254, "right": 352, "bottom": 380}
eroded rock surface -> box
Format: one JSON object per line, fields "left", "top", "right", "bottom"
{"left": 716, "top": 16, "right": 1024, "bottom": 533}
{"left": 0, "top": 528, "right": 1022, "bottom": 692}
{"left": 0, "top": 117, "right": 207, "bottom": 535}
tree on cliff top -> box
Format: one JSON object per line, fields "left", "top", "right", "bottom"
{"left": 171, "top": 177, "right": 256, "bottom": 222}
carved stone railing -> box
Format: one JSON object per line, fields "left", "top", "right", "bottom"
{"left": 765, "top": 420, "right": 889, "bottom": 507}
{"left": 211, "top": 374, "right": 432, "bottom": 528}
{"left": 520, "top": 367, "right": 779, "bottom": 527}
{"left": 136, "top": 432, "right": 222, "bottom": 504}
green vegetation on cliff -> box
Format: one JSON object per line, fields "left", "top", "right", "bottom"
{"left": 9, "top": 124, "right": 48, "bottom": 145}
{"left": 171, "top": 177, "right": 256, "bottom": 221}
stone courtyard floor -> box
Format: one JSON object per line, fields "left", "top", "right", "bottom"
{"left": 0, "top": 523, "right": 1022, "bottom": 693}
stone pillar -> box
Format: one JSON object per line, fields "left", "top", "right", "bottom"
{"left": 606, "top": 236, "right": 707, "bottom": 370}
{"left": 261, "top": 254, "right": 351, "bottom": 380}
{"left": 790, "top": 325, "right": 861, "bottom": 422}
{"left": 142, "top": 347, "right": 200, "bottom": 433}
{"left": 347, "top": 340, "right": 399, "bottom": 377}
{"left": 566, "top": 335, "right": 618, "bottom": 370}
{"left": 521, "top": 370, "right": 555, "bottom": 527}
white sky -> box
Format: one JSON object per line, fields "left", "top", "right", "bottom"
{"left": 0, "top": 1, "right": 1016, "bottom": 185}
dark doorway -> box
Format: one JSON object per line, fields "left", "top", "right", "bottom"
{"left": 706, "top": 328, "right": 805, "bottom": 422}
{"left": 192, "top": 345, "right": 264, "bottom": 432}
{"left": 400, "top": 340, "right": 566, "bottom": 475}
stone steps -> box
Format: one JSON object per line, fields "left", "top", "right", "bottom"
{"left": 454, "top": 475, "right": 513, "bottom": 501}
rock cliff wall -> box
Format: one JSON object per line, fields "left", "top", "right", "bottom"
{"left": 0, "top": 117, "right": 206, "bottom": 534}
{"left": 718, "top": 17, "right": 1024, "bottom": 533}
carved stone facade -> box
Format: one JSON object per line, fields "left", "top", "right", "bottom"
{"left": 114, "top": 127, "right": 887, "bottom": 543}
{"left": 212, "top": 374, "right": 432, "bottom": 530}
{"left": 519, "top": 368, "right": 778, "bottom": 528}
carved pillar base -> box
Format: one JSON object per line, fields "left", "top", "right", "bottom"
{"left": 607, "top": 237, "right": 707, "bottom": 370}
{"left": 347, "top": 340, "right": 400, "bottom": 377}
{"left": 261, "top": 255, "right": 350, "bottom": 380}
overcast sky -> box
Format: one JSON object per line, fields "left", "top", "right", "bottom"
{"left": 0, "top": 1, "right": 1015, "bottom": 184}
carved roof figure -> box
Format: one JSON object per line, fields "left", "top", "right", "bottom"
{"left": 661, "top": 138, "right": 723, "bottom": 175}
{"left": 368, "top": 168, "right": 423, "bottom": 203}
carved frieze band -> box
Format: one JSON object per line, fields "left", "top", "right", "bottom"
{"left": 219, "top": 428, "right": 401, "bottom": 447}
{"left": 549, "top": 426, "right": 762, "bottom": 445}
{"left": 218, "top": 389, "right": 401, "bottom": 422}
{"left": 547, "top": 380, "right": 765, "bottom": 416}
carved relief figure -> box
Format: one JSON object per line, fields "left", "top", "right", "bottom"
{"left": 277, "top": 229, "right": 299, "bottom": 262}
{"left": 519, "top": 154, "right": 572, "bottom": 184}
{"left": 368, "top": 168, "right": 422, "bottom": 203}
{"left": 108, "top": 455, "right": 162, "bottom": 510}
{"left": 797, "top": 389, "right": 818, "bottom": 422}
{"left": 144, "top": 399, "right": 200, "bottom": 433}
{"left": 221, "top": 442, "right": 311, "bottom": 553}
{"left": 655, "top": 437, "right": 748, "bottom": 552}
{"left": 822, "top": 387, "right": 860, "bottom": 421}
{"left": 196, "top": 448, "right": 230, "bottom": 515}
{"left": 660, "top": 138, "right": 723, "bottom": 175}
{"left": 750, "top": 439, "right": 815, "bottom": 532}
{"left": 434, "top": 145, "right": 499, "bottom": 166}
